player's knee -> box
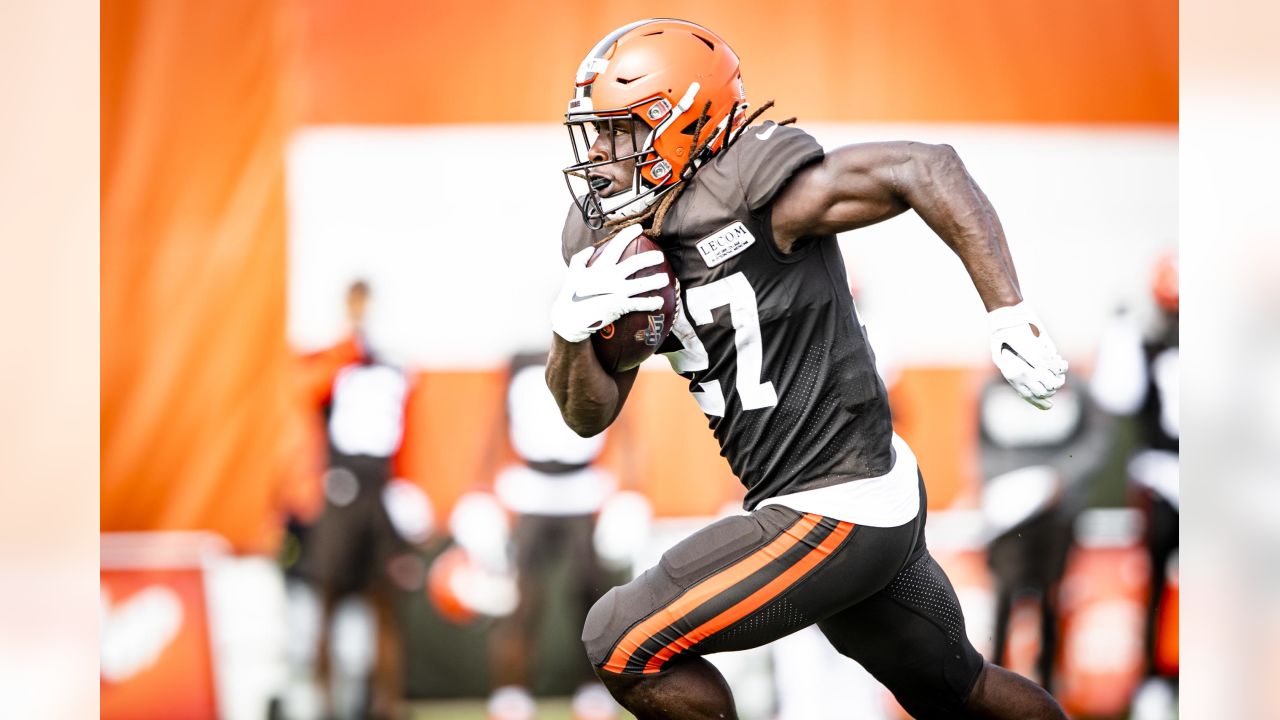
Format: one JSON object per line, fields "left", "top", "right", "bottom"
{"left": 582, "top": 586, "right": 623, "bottom": 668}
{"left": 889, "top": 668, "right": 982, "bottom": 719}
{"left": 875, "top": 632, "right": 987, "bottom": 719}
{"left": 962, "top": 662, "right": 1067, "bottom": 720}
{"left": 895, "top": 694, "right": 968, "bottom": 720}
{"left": 906, "top": 648, "right": 987, "bottom": 719}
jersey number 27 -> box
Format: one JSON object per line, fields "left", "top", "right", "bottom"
{"left": 664, "top": 272, "right": 778, "bottom": 416}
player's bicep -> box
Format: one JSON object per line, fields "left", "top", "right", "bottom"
{"left": 772, "top": 142, "right": 913, "bottom": 242}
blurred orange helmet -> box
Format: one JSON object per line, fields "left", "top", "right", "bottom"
{"left": 425, "top": 546, "right": 518, "bottom": 625}
{"left": 564, "top": 18, "right": 748, "bottom": 228}
{"left": 1152, "top": 252, "right": 1178, "bottom": 313}
{"left": 426, "top": 546, "right": 476, "bottom": 624}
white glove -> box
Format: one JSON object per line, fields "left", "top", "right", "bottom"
{"left": 551, "top": 224, "right": 669, "bottom": 343}
{"left": 989, "top": 302, "right": 1068, "bottom": 410}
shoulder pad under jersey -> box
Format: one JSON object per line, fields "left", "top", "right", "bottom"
{"left": 718, "top": 122, "right": 825, "bottom": 212}
{"left": 561, "top": 202, "right": 611, "bottom": 265}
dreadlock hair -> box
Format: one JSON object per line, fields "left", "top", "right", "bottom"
{"left": 599, "top": 99, "right": 794, "bottom": 242}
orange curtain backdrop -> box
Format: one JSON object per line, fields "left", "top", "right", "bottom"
{"left": 299, "top": 0, "right": 1176, "bottom": 125}
{"left": 102, "top": 1, "right": 313, "bottom": 553}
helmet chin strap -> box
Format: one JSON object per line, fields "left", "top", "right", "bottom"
{"left": 581, "top": 184, "right": 663, "bottom": 230}
{"left": 601, "top": 185, "right": 661, "bottom": 222}
{"left": 583, "top": 192, "right": 607, "bottom": 229}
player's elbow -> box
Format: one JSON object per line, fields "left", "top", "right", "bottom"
{"left": 893, "top": 142, "right": 968, "bottom": 202}
{"left": 550, "top": 395, "right": 609, "bottom": 438}
{"left": 545, "top": 363, "right": 615, "bottom": 437}
{"left": 921, "top": 142, "right": 959, "bottom": 161}
{"left": 566, "top": 414, "right": 608, "bottom": 438}
{"left": 910, "top": 142, "right": 962, "bottom": 179}
{"left": 557, "top": 390, "right": 611, "bottom": 438}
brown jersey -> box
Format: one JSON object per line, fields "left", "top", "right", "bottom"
{"left": 562, "top": 122, "right": 894, "bottom": 509}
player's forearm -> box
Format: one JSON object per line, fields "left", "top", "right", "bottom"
{"left": 546, "top": 334, "right": 621, "bottom": 437}
{"left": 900, "top": 144, "right": 1022, "bottom": 311}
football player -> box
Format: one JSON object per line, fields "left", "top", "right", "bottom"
{"left": 294, "top": 280, "right": 414, "bottom": 720}
{"left": 546, "top": 19, "right": 1068, "bottom": 720}
{"left": 484, "top": 351, "right": 619, "bottom": 720}
{"left": 1091, "top": 253, "right": 1179, "bottom": 717}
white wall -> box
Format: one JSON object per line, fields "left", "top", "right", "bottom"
{"left": 286, "top": 124, "right": 1175, "bottom": 369}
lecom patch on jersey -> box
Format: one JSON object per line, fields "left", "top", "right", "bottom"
{"left": 696, "top": 221, "right": 756, "bottom": 268}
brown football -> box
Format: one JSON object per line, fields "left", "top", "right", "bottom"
{"left": 589, "top": 232, "right": 677, "bottom": 373}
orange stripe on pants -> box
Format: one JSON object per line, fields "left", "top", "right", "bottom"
{"left": 603, "top": 513, "right": 821, "bottom": 674}
{"left": 643, "top": 519, "right": 854, "bottom": 673}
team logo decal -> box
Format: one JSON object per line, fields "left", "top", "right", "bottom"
{"left": 635, "top": 314, "right": 665, "bottom": 346}
{"left": 600, "top": 323, "right": 615, "bottom": 340}
{"left": 647, "top": 99, "right": 672, "bottom": 121}
{"left": 695, "top": 221, "right": 756, "bottom": 268}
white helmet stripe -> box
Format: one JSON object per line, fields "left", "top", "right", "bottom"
{"left": 574, "top": 18, "right": 677, "bottom": 86}
{"left": 645, "top": 81, "right": 700, "bottom": 153}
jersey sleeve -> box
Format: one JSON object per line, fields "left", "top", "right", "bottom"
{"left": 730, "top": 123, "right": 825, "bottom": 212}
{"left": 561, "top": 202, "right": 609, "bottom": 265}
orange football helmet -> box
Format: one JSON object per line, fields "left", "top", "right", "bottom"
{"left": 1152, "top": 252, "right": 1178, "bottom": 313}
{"left": 564, "top": 19, "right": 748, "bottom": 228}
{"left": 426, "top": 546, "right": 518, "bottom": 625}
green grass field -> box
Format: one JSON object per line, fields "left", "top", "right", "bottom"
{"left": 408, "top": 698, "right": 591, "bottom": 720}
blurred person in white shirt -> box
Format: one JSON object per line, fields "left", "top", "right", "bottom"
{"left": 1091, "top": 254, "right": 1178, "bottom": 718}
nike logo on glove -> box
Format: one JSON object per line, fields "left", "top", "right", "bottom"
{"left": 1000, "top": 343, "right": 1033, "bottom": 368}
{"left": 571, "top": 291, "right": 608, "bottom": 303}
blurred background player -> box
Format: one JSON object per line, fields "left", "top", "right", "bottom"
{"left": 291, "top": 280, "right": 416, "bottom": 720}
{"left": 470, "top": 352, "right": 626, "bottom": 720}
{"left": 1090, "top": 253, "right": 1179, "bottom": 719}
{"left": 978, "top": 373, "right": 1114, "bottom": 692}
